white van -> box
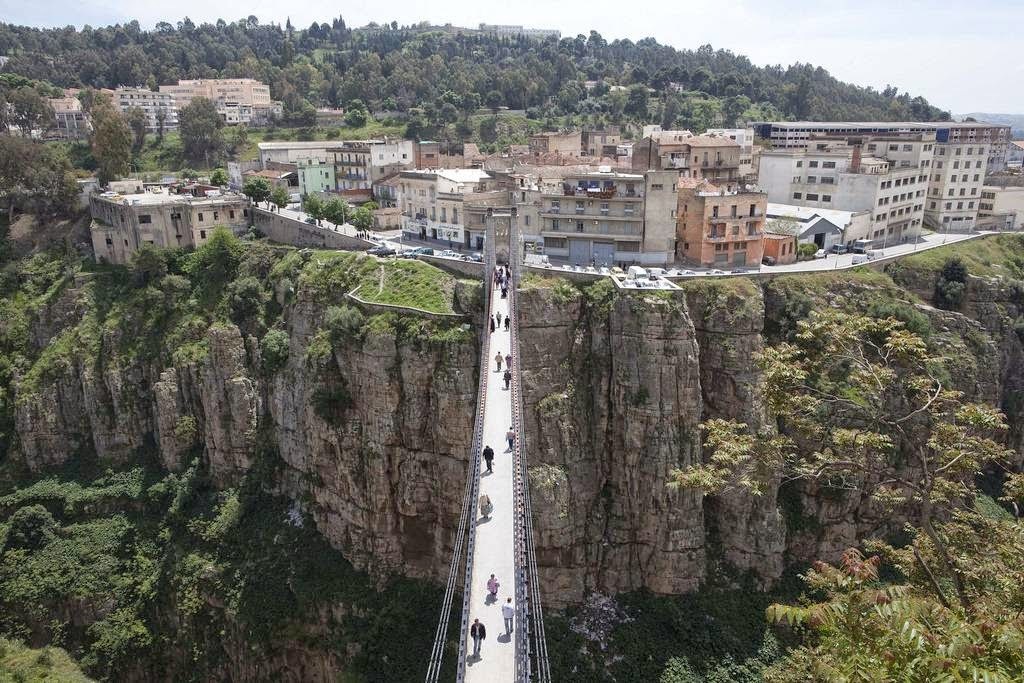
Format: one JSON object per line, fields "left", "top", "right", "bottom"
{"left": 627, "top": 265, "right": 648, "bottom": 279}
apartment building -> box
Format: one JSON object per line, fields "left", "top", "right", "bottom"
{"left": 632, "top": 132, "right": 742, "bottom": 184}
{"left": 706, "top": 128, "right": 757, "bottom": 178}
{"left": 528, "top": 131, "right": 582, "bottom": 158}
{"left": 90, "top": 188, "right": 249, "bottom": 264}
{"left": 925, "top": 138, "right": 988, "bottom": 231}
{"left": 581, "top": 127, "right": 622, "bottom": 158}
{"left": 758, "top": 135, "right": 932, "bottom": 246}
{"left": 48, "top": 93, "right": 90, "bottom": 140}
{"left": 297, "top": 159, "right": 336, "bottom": 196}
{"left": 330, "top": 142, "right": 372, "bottom": 192}
{"left": 159, "top": 78, "right": 281, "bottom": 125}
{"left": 477, "top": 23, "right": 560, "bottom": 40}
{"left": 535, "top": 168, "right": 678, "bottom": 265}
{"left": 676, "top": 178, "right": 766, "bottom": 268}
{"left": 114, "top": 88, "right": 178, "bottom": 132}
{"left": 394, "top": 169, "right": 493, "bottom": 248}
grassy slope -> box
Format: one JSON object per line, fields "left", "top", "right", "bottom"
{"left": 0, "top": 638, "right": 92, "bottom": 682}
{"left": 892, "top": 233, "right": 1024, "bottom": 279}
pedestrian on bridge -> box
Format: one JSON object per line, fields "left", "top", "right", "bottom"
{"left": 482, "top": 445, "right": 494, "bottom": 473}
{"left": 502, "top": 598, "right": 515, "bottom": 635}
{"left": 506, "top": 428, "right": 515, "bottom": 452}
{"left": 495, "top": 312, "right": 503, "bottom": 327}
{"left": 470, "top": 618, "right": 486, "bottom": 658}
{"left": 504, "top": 315, "right": 510, "bottom": 331}
{"left": 503, "top": 369, "right": 512, "bottom": 390}
{"left": 495, "top": 352, "right": 504, "bottom": 371}
{"left": 489, "top": 317, "right": 496, "bottom": 334}
{"left": 479, "top": 493, "right": 493, "bottom": 519}
{"left": 501, "top": 285, "right": 508, "bottom": 299}
{"left": 488, "top": 574, "right": 500, "bottom": 598}
{"left": 505, "top": 353, "right": 512, "bottom": 368}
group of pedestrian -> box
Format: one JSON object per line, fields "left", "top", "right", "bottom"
{"left": 489, "top": 311, "right": 511, "bottom": 334}
{"left": 494, "top": 264, "right": 511, "bottom": 298}
{"left": 470, "top": 593, "right": 516, "bottom": 659}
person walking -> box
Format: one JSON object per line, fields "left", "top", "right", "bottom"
{"left": 489, "top": 317, "right": 495, "bottom": 334}
{"left": 502, "top": 598, "right": 515, "bottom": 635}
{"left": 487, "top": 574, "right": 500, "bottom": 597}
{"left": 506, "top": 428, "right": 515, "bottom": 452}
{"left": 503, "top": 315, "right": 510, "bottom": 331}
{"left": 501, "top": 285, "right": 508, "bottom": 299}
{"left": 494, "top": 352, "right": 503, "bottom": 371}
{"left": 503, "top": 369, "right": 512, "bottom": 390}
{"left": 470, "top": 618, "right": 486, "bottom": 658}
{"left": 495, "top": 312, "right": 502, "bottom": 327}
{"left": 505, "top": 352, "right": 512, "bottom": 369}
{"left": 482, "top": 445, "right": 494, "bottom": 473}
{"left": 479, "top": 493, "right": 492, "bottom": 519}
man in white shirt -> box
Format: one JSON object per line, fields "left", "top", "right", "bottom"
{"left": 502, "top": 597, "right": 515, "bottom": 635}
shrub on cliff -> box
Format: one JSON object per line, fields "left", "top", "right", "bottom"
{"left": 934, "top": 256, "right": 968, "bottom": 309}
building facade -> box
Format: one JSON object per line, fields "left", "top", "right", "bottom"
{"left": 114, "top": 88, "right": 179, "bottom": 132}
{"left": 758, "top": 134, "right": 932, "bottom": 246}
{"left": 978, "top": 184, "right": 1024, "bottom": 230}
{"left": 90, "top": 189, "right": 249, "bottom": 264}
{"left": 676, "top": 178, "right": 766, "bottom": 267}
{"left": 706, "top": 128, "right": 757, "bottom": 178}
{"left": 529, "top": 131, "right": 583, "bottom": 158}
{"left": 297, "top": 159, "right": 336, "bottom": 196}
{"left": 632, "top": 132, "right": 742, "bottom": 184}
{"left": 396, "top": 169, "right": 493, "bottom": 248}
{"left": 159, "top": 79, "right": 281, "bottom": 125}
{"left": 581, "top": 128, "right": 622, "bottom": 158}
{"left": 48, "top": 94, "right": 90, "bottom": 140}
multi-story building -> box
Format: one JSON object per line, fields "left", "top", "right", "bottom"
{"left": 159, "top": 79, "right": 281, "bottom": 125}
{"left": 632, "top": 132, "right": 742, "bottom": 184}
{"left": 758, "top": 134, "right": 932, "bottom": 246}
{"left": 581, "top": 127, "right": 622, "bottom": 158}
{"left": 1007, "top": 141, "right": 1024, "bottom": 169}
{"left": 925, "top": 136, "right": 989, "bottom": 231}
{"left": 297, "top": 159, "right": 336, "bottom": 197}
{"left": 706, "top": 128, "right": 757, "bottom": 178}
{"left": 48, "top": 93, "right": 90, "bottom": 140}
{"left": 90, "top": 188, "right": 249, "bottom": 264}
{"left": 114, "top": 87, "right": 178, "bottom": 132}
{"left": 330, "top": 142, "right": 372, "bottom": 192}
{"left": 538, "top": 169, "right": 642, "bottom": 266}
{"left": 477, "top": 24, "right": 560, "bottom": 40}
{"left": 395, "top": 169, "right": 494, "bottom": 248}
{"left": 528, "top": 131, "right": 582, "bottom": 158}
{"left": 676, "top": 177, "right": 766, "bottom": 268}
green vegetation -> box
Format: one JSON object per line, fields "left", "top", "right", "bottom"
{"left": 0, "top": 637, "right": 92, "bottom": 682}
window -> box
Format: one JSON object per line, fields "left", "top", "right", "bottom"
{"left": 552, "top": 219, "right": 560, "bottom": 230}
{"left": 822, "top": 194, "right": 832, "bottom": 202}
{"left": 524, "top": 215, "right": 530, "bottom": 226}
{"left": 651, "top": 183, "right": 663, "bottom": 190}
{"left": 889, "top": 144, "right": 899, "bottom": 152}
{"left": 200, "top": 230, "right": 207, "bottom": 239}
{"left": 796, "top": 161, "right": 803, "bottom": 168}
{"left": 576, "top": 221, "right": 585, "bottom": 233}
{"left": 138, "top": 214, "right": 152, "bottom": 224}
{"left": 749, "top": 204, "right": 756, "bottom": 216}
{"left": 945, "top": 202, "right": 952, "bottom": 209}
{"left": 823, "top": 161, "right": 836, "bottom": 168}
{"left": 546, "top": 237, "right": 566, "bottom": 249}
{"left": 600, "top": 202, "right": 609, "bottom": 215}
{"left": 806, "top": 193, "right": 819, "bottom": 201}
{"left": 807, "top": 176, "right": 818, "bottom": 184}
{"left": 229, "top": 210, "right": 235, "bottom": 219}
{"left": 198, "top": 212, "right": 204, "bottom": 222}
{"left": 821, "top": 177, "right": 835, "bottom": 185}
{"left": 792, "top": 192, "right": 802, "bottom": 200}
{"left": 213, "top": 211, "right": 219, "bottom": 221}
{"left": 712, "top": 206, "right": 719, "bottom": 218}
{"left": 453, "top": 209, "right": 459, "bottom": 224}
{"left": 809, "top": 160, "right": 819, "bottom": 168}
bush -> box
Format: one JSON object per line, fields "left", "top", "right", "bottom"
{"left": 261, "top": 329, "right": 290, "bottom": 373}
{"left": 935, "top": 257, "right": 968, "bottom": 309}
{"left": 227, "top": 275, "right": 269, "bottom": 324}
{"left": 866, "top": 299, "right": 931, "bottom": 338}
{"left": 325, "top": 305, "right": 365, "bottom": 343}
{"left": 4, "top": 504, "right": 58, "bottom": 551}
{"left": 796, "top": 243, "right": 818, "bottom": 260}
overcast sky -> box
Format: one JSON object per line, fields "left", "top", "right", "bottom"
{"left": 2, "top": 0, "right": 1022, "bottom": 114}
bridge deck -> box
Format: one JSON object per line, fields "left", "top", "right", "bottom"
{"left": 464, "top": 278, "right": 517, "bottom": 681}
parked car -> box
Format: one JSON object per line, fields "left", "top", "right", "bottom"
{"left": 400, "top": 247, "right": 435, "bottom": 258}
{"left": 814, "top": 248, "right": 828, "bottom": 259}
{"left": 304, "top": 216, "right": 317, "bottom": 225}
{"left": 438, "top": 249, "right": 460, "bottom": 258}
{"left": 761, "top": 256, "right": 776, "bottom": 266}
{"left": 368, "top": 246, "right": 396, "bottom": 257}
{"left": 682, "top": 269, "right": 696, "bottom": 276}
{"left": 463, "top": 252, "right": 483, "bottom": 262}
{"left": 831, "top": 243, "right": 848, "bottom": 254}
{"left": 865, "top": 249, "right": 881, "bottom": 261}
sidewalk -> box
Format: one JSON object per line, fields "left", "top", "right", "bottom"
{"left": 464, "top": 278, "right": 517, "bottom": 682}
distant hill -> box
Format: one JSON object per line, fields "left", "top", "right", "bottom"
{"left": 960, "top": 113, "right": 1024, "bottom": 137}
{"left": 0, "top": 16, "right": 950, "bottom": 135}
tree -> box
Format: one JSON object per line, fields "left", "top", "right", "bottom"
{"left": 485, "top": 90, "right": 503, "bottom": 114}
{"left": 155, "top": 108, "right": 167, "bottom": 142}
{"left": 209, "top": 168, "right": 229, "bottom": 186}
{"left": 130, "top": 245, "right": 168, "bottom": 287}
{"left": 350, "top": 206, "right": 373, "bottom": 232}
{"left": 126, "top": 106, "right": 147, "bottom": 153}
{"left": 179, "top": 97, "right": 224, "bottom": 167}
{"left": 270, "top": 186, "right": 290, "bottom": 210}
{"left": 90, "top": 103, "right": 132, "bottom": 184}
{"left": 670, "top": 309, "right": 1012, "bottom": 612}
{"left": 242, "top": 176, "right": 271, "bottom": 208}
{"left": 322, "top": 197, "right": 348, "bottom": 225}
{"left": 935, "top": 257, "right": 968, "bottom": 310}
{"left": 625, "top": 84, "right": 649, "bottom": 119}
{"left": 227, "top": 124, "right": 249, "bottom": 155}
{"left": 343, "top": 99, "right": 368, "bottom": 128}
{"left": 3, "top": 504, "right": 58, "bottom": 551}
{"left": 0, "top": 136, "right": 78, "bottom": 220}
{"left": 303, "top": 194, "right": 325, "bottom": 225}
{"left": 7, "top": 86, "right": 53, "bottom": 136}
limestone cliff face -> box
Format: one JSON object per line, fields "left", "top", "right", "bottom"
{"left": 12, "top": 282, "right": 478, "bottom": 585}
{"left": 518, "top": 286, "right": 705, "bottom": 606}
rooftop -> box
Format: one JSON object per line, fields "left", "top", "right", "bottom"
{"left": 766, "top": 202, "right": 861, "bottom": 227}
{"left": 759, "top": 120, "right": 1007, "bottom": 131}
{"left": 94, "top": 188, "right": 244, "bottom": 206}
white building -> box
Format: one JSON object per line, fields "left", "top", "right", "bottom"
{"left": 765, "top": 203, "right": 872, "bottom": 249}
{"left": 925, "top": 139, "right": 989, "bottom": 231}
{"left": 978, "top": 184, "right": 1024, "bottom": 231}
{"left": 396, "top": 168, "right": 492, "bottom": 247}
{"left": 114, "top": 88, "right": 178, "bottom": 132}
{"left": 758, "top": 134, "right": 932, "bottom": 247}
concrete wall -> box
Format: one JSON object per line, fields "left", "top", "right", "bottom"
{"left": 252, "top": 208, "right": 374, "bottom": 250}
{"left": 418, "top": 254, "right": 485, "bottom": 278}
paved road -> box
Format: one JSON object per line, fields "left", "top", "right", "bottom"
{"left": 464, "top": 278, "right": 517, "bottom": 682}
{"left": 762, "top": 231, "right": 977, "bottom": 274}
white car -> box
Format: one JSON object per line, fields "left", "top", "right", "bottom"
{"left": 814, "top": 249, "right": 828, "bottom": 259}
{"left": 851, "top": 254, "right": 868, "bottom": 265}
{"left": 438, "top": 250, "right": 460, "bottom": 258}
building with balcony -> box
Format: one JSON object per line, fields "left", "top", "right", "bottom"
{"left": 538, "top": 170, "right": 643, "bottom": 266}
{"left": 47, "top": 92, "right": 90, "bottom": 140}
{"left": 581, "top": 127, "right": 622, "bottom": 158}
{"left": 113, "top": 88, "right": 178, "bottom": 132}
{"left": 676, "top": 178, "right": 766, "bottom": 267}
{"left": 394, "top": 168, "right": 493, "bottom": 248}
{"left": 90, "top": 188, "right": 249, "bottom": 264}
{"left": 297, "top": 159, "right": 336, "bottom": 196}
{"left": 632, "top": 132, "right": 742, "bottom": 183}
{"left": 706, "top": 128, "right": 757, "bottom": 178}
{"left": 758, "top": 135, "right": 931, "bottom": 246}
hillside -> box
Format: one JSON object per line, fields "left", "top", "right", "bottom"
{"left": 0, "top": 16, "right": 949, "bottom": 136}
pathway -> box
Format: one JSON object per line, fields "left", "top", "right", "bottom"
{"left": 464, "top": 274, "right": 517, "bottom": 682}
